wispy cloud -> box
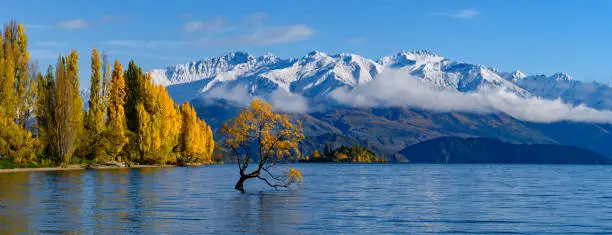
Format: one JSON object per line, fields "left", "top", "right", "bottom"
{"left": 103, "top": 40, "right": 187, "bottom": 48}
{"left": 214, "top": 24, "right": 313, "bottom": 47}
{"left": 181, "top": 17, "right": 227, "bottom": 32}
{"left": 203, "top": 85, "right": 309, "bottom": 113}
{"left": 347, "top": 37, "right": 366, "bottom": 45}
{"left": 192, "top": 13, "right": 314, "bottom": 48}
{"left": 30, "top": 49, "right": 60, "bottom": 59}
{"left": 25, "top": 24, "right": 52, "bottom": 29}
{"left": 331, "top": 69, "right": 612, "bottom": 124}
{"left": 32, "top": 41, "right": 66, "bottom": 47}
{"left": 106, "top": 50, "right": 189, "bottom": 61}
{"left": 431, "top": 9, "right": 479, "bottom": 19}
{"left": 111, "top": 13, "right": 314, "bottom": 49}
{"left": 100, "top": 15, "right": 115, "bottom": 22}
{"left": 99, "top": 15, "right": 128, "bottom": 23}
{"left": 57, "top": 19, "right": 90, "bottom": 29}
{"left": 243, "top": 12, "right": 268, "bottom": 26}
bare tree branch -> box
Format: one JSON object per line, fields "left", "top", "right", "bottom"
{"left": 257, "top": 176, "right": 288, "bottom": 188}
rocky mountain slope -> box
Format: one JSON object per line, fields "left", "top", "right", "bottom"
{"left": 149, "top": 50, "right": 612, "bottom": 161}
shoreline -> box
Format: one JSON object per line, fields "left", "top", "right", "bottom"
{"left": 0, "top": 164, "right": 177, "bottom": 173}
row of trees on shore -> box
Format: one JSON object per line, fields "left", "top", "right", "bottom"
{"left": 0, "top": 21, "right": 214, "bottom": 166}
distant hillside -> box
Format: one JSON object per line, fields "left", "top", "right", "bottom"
{"left": 398, "top": 137, "right": 611, "bottom": 164}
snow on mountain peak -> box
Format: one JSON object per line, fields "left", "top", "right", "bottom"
{"left": 512, "top": 70, "right": 527, "bottom": 80}
{"left": 551, "top": 72, "right": 573, "bottom": 81}
{"left": 149, "top": 50, "right": 612, "bottom": 111}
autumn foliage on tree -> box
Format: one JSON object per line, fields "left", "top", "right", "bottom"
{"left": 220, "top": 99, "right": 304, "bottom": 193}
{"left": 135, "top": 78, "right": 183, "bottom": 164}
{"left": 0, "top": 21, "right": 37, "bottom": 165}
{"left": 179, "top": 102, "right": 215, "bottom": 163}
{"left": 0, "top": 20, "right": 216, "bottom": 167}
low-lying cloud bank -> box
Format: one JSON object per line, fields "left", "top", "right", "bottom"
{"left": 197, "top": 70, "right": 612, "bottom": 124}
{"left": 330, "top": 70, "right": 612, "bottom": 124}
{"left": 202, "top": 85, "right": 309, "bottom": 113}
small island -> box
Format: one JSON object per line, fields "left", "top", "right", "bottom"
{"left": 299, "top": 145, "right": 387, "bottom": 163}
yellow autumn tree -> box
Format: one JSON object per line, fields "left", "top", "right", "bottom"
{"left": 101, "top": 59, "right": 128, "bottom": 161}
{"left": 312, "top": 149, "right": 321, "bottom": 158}
{"left": 15, "top": 24, "right": 30, "bottom": 128}
{"left": 52, "top": 50, "right": 83, "bottom": 163}
{"left": 0, "top": 22, "right": 38, "bottom": 165}
{"left": 179, "top": 102, "right": 214, "bottom": 164}
{"left": 135, "top": 77, "right": 183, "bottom": 164}
{"left": 219, "top": 99, "right": 304, "bottom": 193}
{"left": 85, "top": 48, "right": 105, "bottom": 137}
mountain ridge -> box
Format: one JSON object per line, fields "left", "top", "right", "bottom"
{"left": 149, "top": 50, "right": 612, "bottom": 111}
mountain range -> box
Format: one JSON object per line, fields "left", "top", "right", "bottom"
{"left": 147, "top": 50, "right": 612, "bottom": 161}
{"left": 150, "top": 50, "right": 612, "bottom": 110}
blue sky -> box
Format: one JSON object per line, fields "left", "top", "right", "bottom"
{"left": 3, "top": 0, "right": 612, "bottom": 89}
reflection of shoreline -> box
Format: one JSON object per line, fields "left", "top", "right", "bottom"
{"left": 0, "top": 165, "right": 175, "bottom": 174}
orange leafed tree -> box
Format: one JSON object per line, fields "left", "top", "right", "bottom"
{"left": 179, "top": 102, "right": 214, "bottom": 163}
{"left": 220, "top": 99, "right": 304, "bottom": 193}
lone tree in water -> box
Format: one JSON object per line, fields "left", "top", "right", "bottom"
{"left": 220, "top": 99, "right": 304, "bottom": 193}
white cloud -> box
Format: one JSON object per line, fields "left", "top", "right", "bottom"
{"left": 106, "top": 49, "right": 188, "bottom": 61}
{"left": 243, "top": 12, "right": 268, "bottom": 26}
{"left": 203, "top": 85, "right": 308, "bottom": 113}
{"left": 99, "top": 15, "right": 128, "bottom": 23}
{"left": 30, "top": 49, "right": 59, "bottom": 59}
{"left": 103, "top": 40, "right": 187, "bottom": 48}
{"left": 100, "top": 15, "right": 115, "bottom": 22}
{"left": 269, "top": 89, "right": 309, "bottom": 113}
{"left": 181, "top": 17, "right": 227, "bottom": 32}
{"left": 25, "top": 24, "right": 51, "bottom": 29}
{"left": 33, "top": 41, "right": 66, "bottom": 47}
{"left": 57, "top": 19, "right": 89, "bottom": 29}
{"left": 106, "top": 13, "right": 314, "bottom": 50}
{"left": 331, "top": 69, "right": 612, "bottom": 124}
{"left": 431, "top": 9, "right": 479, "bottom": 19}
{"left": 232, "top": 24, "right": 314, "bottom": 46}
{"left": 203, "top": 85, "right": 253, "bottom": 107}
{"left": 190, "top": 13, "right": 314, "bottom": 48}
{"left": 347, "top": 37, "right": 366, "bottom": 45}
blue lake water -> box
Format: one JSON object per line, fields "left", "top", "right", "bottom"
{"left": 1, "top": 164, "right": 612, "bottom": 234}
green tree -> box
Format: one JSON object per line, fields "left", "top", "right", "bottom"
{"left": 35, "top": 66, "right": 59, "bottom": 162}
{"left": 124, "top": 60, "right": 147, "bottom": 133}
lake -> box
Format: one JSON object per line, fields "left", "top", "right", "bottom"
{"left": 1, "top": 164, "right": 612, "bottom": 234}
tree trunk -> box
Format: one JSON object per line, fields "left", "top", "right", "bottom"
{"left": 235, "top": 176, "right": 248, "bottom": 193}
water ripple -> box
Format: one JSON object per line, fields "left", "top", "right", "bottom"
{"left": 1, "top": 164, "right": 612, "bottom": 234}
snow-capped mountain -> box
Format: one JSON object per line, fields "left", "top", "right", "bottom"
{"left": 150, "top": 50, "right": 612, "bottom": 110}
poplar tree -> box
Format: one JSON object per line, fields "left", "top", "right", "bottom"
{"left": 107, "top": 60, "right": 127, "bottom": 159}
{"left": 36, "top": 66, "right": 59, "bottom": 161}
{"left": 52, "top": 50, "right": 83, "bottom": 163}
{"left": 86, "top": 48, "right": 105, "bottom": 136}
{"left": 101, "top": 51, "right": 111, "bottom": 110}
{"left": 134, "top": 76, "right": 182, "bottom": 164}
{"left": 1, "top": 29, "right": 16, "bottom": 122}
{"left": 15, "top": 24, "right": 30, "bottom": 128}
{"left": 124, "top": 60, "right": 147, "bottom": 133}
{"left": 180, "top": 102, "right": 214, "bottom": 163}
